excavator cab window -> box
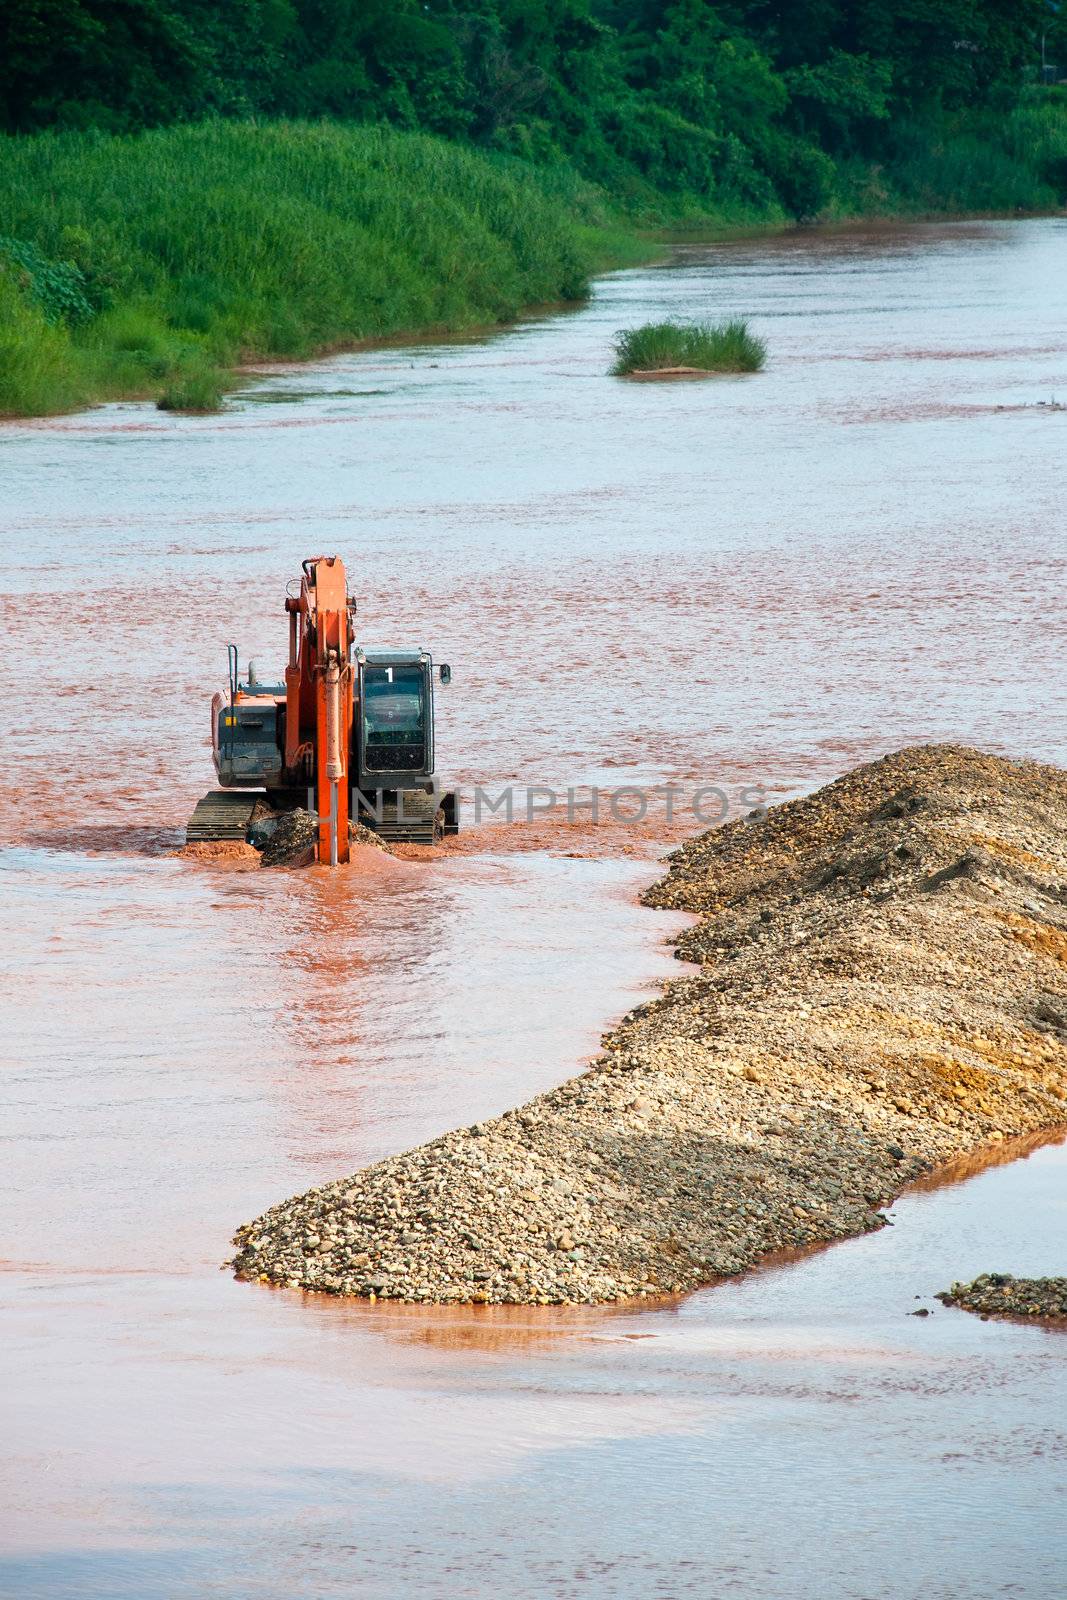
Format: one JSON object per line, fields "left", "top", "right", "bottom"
{"left": 363, "top": 665, "right": 427, "bottom": 772}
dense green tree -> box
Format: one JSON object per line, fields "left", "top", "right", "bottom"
{"left": 0, "top": 0, "right": 300, "bottom": 129}
{"left": 0, "top": 0, "right": 1056, "bottom": 216}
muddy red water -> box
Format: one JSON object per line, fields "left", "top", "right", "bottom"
{"left": 2, "top": 220, "right": 1066, "bottom": 1599}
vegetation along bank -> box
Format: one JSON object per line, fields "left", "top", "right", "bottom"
{"left": 232, "top": 746, "right": 1067, "bottom": 1304}
{"left": 2, "top": 2, "right": 1067, "bottom": 417}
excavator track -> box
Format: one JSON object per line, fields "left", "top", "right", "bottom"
{"left": 363, "top": 791, "right": 443, "bottom": 845}
{"left": 186, "top": 790, "right": 258, "bottom": 843}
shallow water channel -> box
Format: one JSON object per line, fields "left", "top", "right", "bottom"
{"left": 2, "top": 219, "right": 1066, "bottom": 1598}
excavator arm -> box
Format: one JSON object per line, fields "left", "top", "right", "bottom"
{"left": 284, "top": 556, "right": 356, "bottom": 865}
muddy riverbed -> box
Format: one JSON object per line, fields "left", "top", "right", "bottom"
{"left": 2, "top": 219, "right": 1066, "bottom": 1598}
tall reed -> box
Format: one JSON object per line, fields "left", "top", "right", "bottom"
{"left": 0, "top": 121, "right": 615, "bottom": 416}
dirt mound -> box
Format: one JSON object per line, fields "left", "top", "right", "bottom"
{"left": 938, "top": 1273, "right": 1067, "bottom": 1321}
{"left": 177, "top": 839, "right": 259, "bottom": 864}
{"left": 232, "top": 745, "right": 1067, "bottom": 1304}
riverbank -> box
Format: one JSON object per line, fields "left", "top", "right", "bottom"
{"left": 232, "top": 745, "right": 1067, "bottom": 1304}
{"left": 4, "top": 97, "right": 1067, "bottom": 420}
{"left": 0, "top": 121, "right": 647, "bottom": 419}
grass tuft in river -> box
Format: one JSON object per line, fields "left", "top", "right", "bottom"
{"left": 611, "top": 318, "right": 766, "bottom": 377}
{"left": 156, "top": 362, "right": 226, "bottom": 414}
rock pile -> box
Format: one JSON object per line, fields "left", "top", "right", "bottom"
{"left": 232, "top": 745, "right": 1067, "bottom": 1304}
{"left": 258, "top": 809, "right": 388, "bottom": 867}
{"left": 258, "top": 807, "right": 318, "bottom": 866}
{"left": 937, "top": 1273, "right": 1067, "bottom": 1321}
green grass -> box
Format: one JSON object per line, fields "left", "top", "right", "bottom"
{"left": 0, "top": 265, "right": 91, "bottom": 414}
{"left": 831, "top": 93, "right": 1067, "bottom": 220}
{"left": 611, "top": 318, "right": 766, "bottom": 376}
{"left": 157, "top": 361, "right": 227, "bottom": 413}
{"left": 0, "top": 120, "right": 627, "bottom": 417}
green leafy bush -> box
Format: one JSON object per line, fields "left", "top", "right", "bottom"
{"left": 0, "top": 236, "right": 93, "bottom": 323}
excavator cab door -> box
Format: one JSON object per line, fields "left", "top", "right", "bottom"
{"left": 357, "top": 654, "right": 434, "bottom": 783}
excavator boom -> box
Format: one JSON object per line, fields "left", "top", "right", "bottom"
{"left": 284, "top": 557, "right": 355, "bottom": 865}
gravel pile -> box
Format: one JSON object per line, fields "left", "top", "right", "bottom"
{"left": 232, "top": 745, "right": 1067, "bottom": 1303}
{"left": 937, "top": 1274, "right": 1067, "bottom": 1320}
{"left": 178, "top": 840, "right": 259, "bottom": 863}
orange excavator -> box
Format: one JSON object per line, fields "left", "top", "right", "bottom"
{"left": 186, "top": 556, "right": 458, "bottom": 862}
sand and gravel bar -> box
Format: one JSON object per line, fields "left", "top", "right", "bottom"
{"left": 232, "top": 745, "right": 1067, "bottom": 1304}
{"left": 937, "top": 1274, "right": 1067, "bottom": 1321}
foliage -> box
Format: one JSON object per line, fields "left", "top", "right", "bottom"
{"left": 611, "top": 318, "right": 766, "bottom": 375}
{"left": 0, "top": 4, "right": 1064, "bottom": 418}
{"left": 0, "top": 264, "right": 90, "bottom": 414}
{"left": 1, "top": 2, "right": 1060, "bottom": 225}
{"left": 0, "top": 120, "right": 619, "bottom": 416}
{"left": 157, "top": 361, "right": 226, "bottom": 412}
{"left": 0, "top": 236, "right": 94, "bottom": 324}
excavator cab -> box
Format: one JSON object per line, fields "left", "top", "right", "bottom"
{"left": 358, "top": 652, "right": 432, "bottom": 779}
{"left": 353, "top": 649, "right": 458, "bottom": 842}
{"left": 212, "top": 650, "right": 287, "bottom": 790}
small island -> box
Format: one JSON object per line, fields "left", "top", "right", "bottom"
{"left": 937, "top": 1274, "right": 1067, "bottom": 1322}
{"left": 611, "top": 317, "right": 766, "bottom": 379}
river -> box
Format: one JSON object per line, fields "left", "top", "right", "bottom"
{"left": 2, "top": 218, "right": 1066, "bottom": 1598}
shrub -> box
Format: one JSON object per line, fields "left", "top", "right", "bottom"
{"left": 157, "top": 362, "right": 225, "bottom": 412}
{"left": 0, "top": 266, "right": 89, "bottom": 414}
{"left": 756, "top": 133, "right": 836, "bottom": 222}
{"left": 0, "top": 236, "right": 93, "bottom": 323}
